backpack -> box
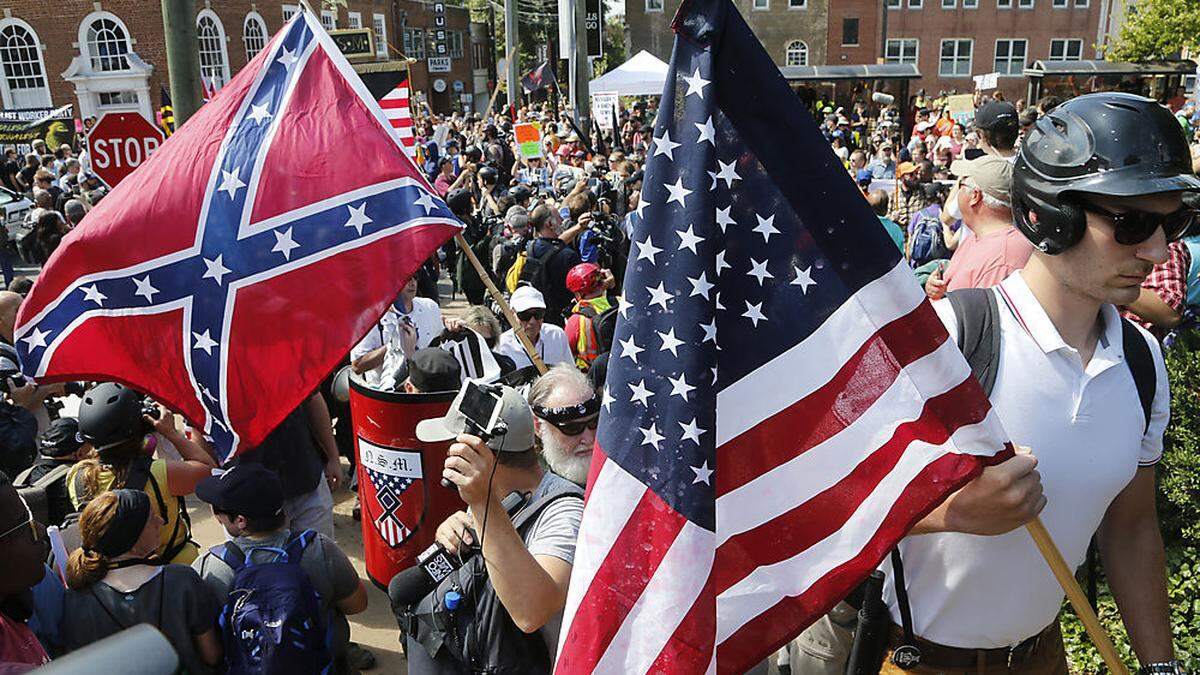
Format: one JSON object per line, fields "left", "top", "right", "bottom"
{"left": 569, "top": 299, "right": 618, "bottom": 369}
{"left": 512, "top": 239, "right": 565, "bottom": 295}
{"left": 908, "top": 210, "right": 951, "bottom": 267}
{"left": 216, "top": 530, "right": 332, "bottom": 675}
{"left": 14, "top": 463, "right": 71, "bottom": 527}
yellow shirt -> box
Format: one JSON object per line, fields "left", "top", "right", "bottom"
{"left": 67, "top": 458, "right": 198, "bottom": 564}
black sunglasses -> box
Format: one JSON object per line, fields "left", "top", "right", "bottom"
{"left": 1079, "top": 201, "right": 1197, "bottom": 245}
{"left": 517, "top": 309, "right": 545, "bottom": 321}
{"left": 550, "top": 415, "right": 599, "bottom": 436}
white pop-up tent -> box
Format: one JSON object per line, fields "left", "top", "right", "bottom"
{"left": 588, "top": 50, "right": 669, "bottom": 96}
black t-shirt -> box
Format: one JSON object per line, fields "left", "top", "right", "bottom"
{"left": 17, "top": 166, "right": 36, "bottom": 190}
{"left": 234, "top": 407, "right": 323, "bottom": 498}
{"left": 530, "top": 237, "right": 581, "bottom": 325}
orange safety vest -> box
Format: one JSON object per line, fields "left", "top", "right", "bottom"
{"left": 570, "top": 296, "right": 612, "bottom": 370}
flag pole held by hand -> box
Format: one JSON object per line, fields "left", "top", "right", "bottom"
{"left": 453, "top": 233, "right": 548, "bottom": 375}
{"left": 1018, "top": 447, "right": 1128, "bottom": 675}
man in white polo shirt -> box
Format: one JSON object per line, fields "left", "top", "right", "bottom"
{"left": 497, "top": 286, "right": 573, "bottom": 371}
{"left": 873, "top": 93, "right": 1192, "bottom": 674}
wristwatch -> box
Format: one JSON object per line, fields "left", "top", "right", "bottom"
{"left": 1139, "top": 661, "right": 1186, "bottom": 675}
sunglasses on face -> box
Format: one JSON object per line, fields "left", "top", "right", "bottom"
{"left": 517, "top": 309, "right": 544, "bottom": 322}
{"left": 550, "top": 415, "right": 600, "bottom": 436}
{"left": 1079, "top": 201, "right": 1197, "bottom": 246}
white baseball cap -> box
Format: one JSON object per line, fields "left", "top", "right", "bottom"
{"left": 511, "top": 286, "right": 547, "bottom": 313}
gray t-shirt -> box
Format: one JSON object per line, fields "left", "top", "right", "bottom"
{"left": 61, "top": 565, "right": 219, "bottom": 675}
{"left": 516, "top": 472, "right": 584, "bottom": 657}
{"left": 191, "top": 530, "right": 361, "bottom": 657}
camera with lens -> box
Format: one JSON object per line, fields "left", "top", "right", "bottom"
{"left": 0, "top": 359, "right": 26, "bottom": 394}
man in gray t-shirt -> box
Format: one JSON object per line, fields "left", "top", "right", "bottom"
{"left": 191, "top": 464, "right": 369, "bottom": 668}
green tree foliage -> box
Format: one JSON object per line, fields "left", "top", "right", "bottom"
{"left": 1062, "top": 346, "right": 1200, "bottom": 671}
{"left": 1107, "top": 0, "right": 1200, "bottom": 61}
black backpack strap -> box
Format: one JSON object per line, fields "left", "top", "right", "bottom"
{"left": 946, "top": 288, "right": 1002, "bottom": 397}
{"left": 140, "top": 463, "right": 192, "bottom": 564}
{"left": 1119, "top": 318, "right": 1156, "bottom": 433}
{"left": 284, "top": 529, "right": 318, "bottom": 564}
{"left": 511, "top": 484, "right": 585, "bottom": 532}
{"left": 218, "top": 541, "right": 248, "bottom": 573}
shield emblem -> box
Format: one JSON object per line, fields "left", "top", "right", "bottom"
{"left": 358, "top": 438, "right": 425, "bottom": 548}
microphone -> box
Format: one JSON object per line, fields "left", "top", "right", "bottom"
{"left": 389, "top": 565, "right": 438, "bottom": 615}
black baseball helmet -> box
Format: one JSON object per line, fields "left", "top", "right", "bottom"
{"left": 1013, "top": 92, "right": 1200, "bottom": 254}
{"left": 78, "top": 382, "right": 146, "bottom": 448}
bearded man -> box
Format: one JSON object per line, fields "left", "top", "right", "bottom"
{"left": 527, "top": 365, "right": 599, "bottom": 486}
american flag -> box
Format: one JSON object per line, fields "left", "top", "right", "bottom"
{"left": 553, "top": 0, "right": 1013, "bottom": 672}
{"left": 380, "top": 77, "right": 417, "bottom": 158}
{"left": 366, "top": 467, "right": 416, "bottom": 547}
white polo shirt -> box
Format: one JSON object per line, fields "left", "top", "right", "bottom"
{"left": 351, "top": 297, "right": 443, "bottom": 361}
{"left": 882, "top": 271, "right": 1168, "bottom": 648}
{"left": 497, "top": 324, "right": 574, "bottom": 370}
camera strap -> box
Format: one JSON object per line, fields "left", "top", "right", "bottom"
{"left": 889, "top": 548, "right": 922, "bottom": 669}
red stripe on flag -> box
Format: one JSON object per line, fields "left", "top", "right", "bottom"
{"left": 379, "top": 99, "right": 410, "bottom": 110}
{"left": 647, "top": 575, "right": 716, "bottom": 673}
{"left": 554, "top": 468, "right": 688, "bottom": 674}
{"left": 717, "top": 301, "right": 947, "bottom": 496}
{"left": 713, "top": 449, "right": 1010, "bottom": 673}
{"left": 712, "top": 377, "right": 994, "bottom": 597}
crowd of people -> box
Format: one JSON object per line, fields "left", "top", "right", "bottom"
{"left": 1, "top": 81, "right": 1199, "bottom": 675}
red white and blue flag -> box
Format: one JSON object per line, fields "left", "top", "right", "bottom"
{"left": 554, "top": 0, "right": 1012, "bottom": 672}
{"left": 379, "top": 77, "right": 417, "bottom": 159}
{"left": 14, "top": 10, "right": 461, "bottom": 462}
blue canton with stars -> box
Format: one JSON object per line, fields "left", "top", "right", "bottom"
{"left": 16, "top": 15, "right": 457, "bottom": 461}
{"left": 599, "top": 7, "right": 901, "bottom": 531}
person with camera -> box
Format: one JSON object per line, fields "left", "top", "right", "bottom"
{"left": 11, "top": 418, "right": 87, "bottom": 528}
{"left": 524, "top": 203, "right": 583, "bottom": 325}
{"left": 67, "top": 382, "right": 217, "bottom": 564}
{"left": 351, "top": 276, "right": 444, "bottom": 387}
{"left": 401, "top": 383, "right": 584, "bottom": 674}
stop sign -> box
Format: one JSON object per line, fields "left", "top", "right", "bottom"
{"left": 86, "top": 112, "right": 165, "bottom": 188}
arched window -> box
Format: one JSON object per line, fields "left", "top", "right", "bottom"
{"left": 785, "top": 40, "right": 808, "bottom": 66}
{"left": 85, "top": 15, "right": 132, "bottom": 72}
{"left": 243, "top": 12, "right": 267, "bottom": 60}
{"left": 197, "top": 10, "right": 230, "bottom": 87}
{"left": 0, "top": 19, "right": 52, "bottom": 109}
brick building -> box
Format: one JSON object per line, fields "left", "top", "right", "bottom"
{"left": 0, "top": 0, "right": 493, "bottom": 123}
{"left": 625, "top": 0, "right": 829, "bottom": 72}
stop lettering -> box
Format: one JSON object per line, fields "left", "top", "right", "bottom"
{"left": 86, "top": 112, "right": 166, "bottom": 189}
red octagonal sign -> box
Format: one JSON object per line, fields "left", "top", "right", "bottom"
{"left": 86, "top": 112, "right": 166, "bottom": 189}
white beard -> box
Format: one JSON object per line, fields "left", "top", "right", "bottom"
{"left": 540, "top": 428, "right": 592, "bottom": 486}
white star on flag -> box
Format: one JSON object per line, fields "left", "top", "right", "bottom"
{"left": 636, "top": 236, "right": 663, "bottom": 264}
{"left": 657, "top": 328, "right": 684, "bottom": 356}
{"left": 218, "top": 169, "right": 246, "bottom": 199}
{"left": 80, "top": 284, "right": 107, "bottom": 306}
{"left": 246, "top": 104, "right": 273, "bottom": 124}
{"left": 682, "top": 68, "right": 710, "bottom": 98}
{"left": 748, "top": 258, "right": 774, "bottom": 285}
{"left": 700, "top": 319, "right": 717, "bottom": 344}
{"left": 690, "top": 460, "right": 713, "bottom": 484}
{"left": 676, "top": 225, "right": 704, "bottom": 254}
{"left": 667, "top": 372, "right": 696, "bottom": 400}
{"left": 635, "top": 195, "right": 651, "bottom": 218}
{"left": 681, "top": 419, "right": 708, "bottom": 445}
{"left": 753, "top": 213, "right": 780, "bottom": 242}
{"left": 639, "top": 422, "right": 665, "bottom": 450}
{"left": 629, "top": 379, "right": 655, "bottom": 407}
{"left": 653, "top": 131, "right": 682, "bottom": 160}
{"left": 707, "top": 171, "right": 718, "bottom": 190}
{"left": 22, "top": 327, "right": 50, "bottom": 351}
{"left": 792, "top": 265, "right": 817, "bottom": 294}
{"left": 716, "top": 206, "right": 736, "bottom": 233}
{"left": 272, "top": 227, "right": 300, "bottom": 260}
{"left": 202, "top": 255, "right": 231, "bottom": 285}
{"left": 743, "top": 300, "right": 768, "bottom": 327}
{"left": 344, "top": 203, "right": 372, "bottom": 235}
{"left": 415, "top": 192, "right": 437, "bottom": 214}
{"left": 646, "top": 282, "right": 674, "bottom": 310}
{"left": 133, "top": 276, "right": 159, "bottom": 303}
{"left": 688, "top": 271, "right": 714, "bottom": 299}
{"left": 664, "top": 178, "right": 693, "bottom": 207}
{"left": 715, "top": 250, "right": 731, "bottom": 274}
{"left": 716, "top": 159, "right": 741, "bottom": 188}
{"left": 694, "top": 117, "right": 716, "bottom": 145}
{"left": 276, "top": 47, "right": 299, "bottom": 69}
{"left": 601, "top": 386, "right": 615, "bottom": 411}
{"left": 618, "top": 335, "right": 644, "bottom": 364}
{"left": 192, "top": 329, "right": 218, "bottom": 356}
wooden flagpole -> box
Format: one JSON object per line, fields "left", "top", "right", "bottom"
{"left": 454, "top": 233, "right": 548, "bottom": 375}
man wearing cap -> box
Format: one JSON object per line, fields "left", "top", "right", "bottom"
{"left": 888, "top": 161, "right": 928, "bottom": 231}
{"left": 193, "top": 464, "right": 369, "bottom": 672}
{"left": 12, "top": 417, "right": 86, "bottom": 527}
{"left": 411, "top": 384, "right": 584, "bottom": 672}
{"left": 498, "top": 287, "right": 574, "bottom": 371}
{"left": 401, "top": 348, "right": 462, "bottom": 394}
{"left": 869, "top": 142, "right": 896, "bottom": 180}
{"left": 925, "top": 154, "right": 1032, "bottom": 299}
{"left": 974, "top": 100, "right": 1020, "bottom": 162}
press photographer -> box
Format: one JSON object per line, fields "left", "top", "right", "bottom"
{"left": 393, "top": 382, "right": 583, "bottom": 674}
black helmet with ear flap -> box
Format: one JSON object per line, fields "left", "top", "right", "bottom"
{"left": 78, "top": 382, "right": 146, "bottom": 448}
{"left": 1012, "top": 92, "right": 1200, "bottom": 254}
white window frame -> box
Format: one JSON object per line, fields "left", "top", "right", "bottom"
{"left": 0, "top": 18, "right": 52, "bottom": 109}
{"left": 1018, "top": 0, "right": 1034, "bottom": 8}
{"left": 97, "top": 90, "right": 138, "bottom": 107}
{"left": 347, "top": 11, "right": 362, "bottom": 28}
{"left": 282, "top": 4, "right": 299, "bottom": 22}
{"left": 789, "top": 0, "right": 808, "bottom": 9}
{"left": 994, "top": 38, "right": 1027, "bottom": 75}
{"left": 403, "top": 27, "right": 424, "bottom": 59}
{"left": 753, "top": 0, "right": 770, "bottom": 11}
{"left": 79, "top": 11, "right": 134, "bottom": 73}
{"left": 939, "top": 38, "right": 973, "bottom": 77}
{"left": 908, "top": 0, "right": 923, "bottom": 8}
{"left": 321, "top": 9, "right": 337, "bottom": 29}
{"left": 962, "top": 0, "right": 978, "bottom": 8}
{"left": 942, "top": 0, "right": 956, "bottom": 8}
{"left": 242, "top": 12, "right": 268, "bottom": 61}
{"left": 996, "top": 0, "right": 1012, "bottom": 8}
{"left": 197, "top": 10, "right": 231, "bottom": 88}
{"left": 645, "top": 0, "right": 664, "bottom": 11}
{"left": 885, "top": 37, "right": 919, "bottom": 64}
{"left": 372, "top": 13, "right": 387, "bottom": 58}
{"left": 1049, "top": 37, "right": 1083, "bottom": 61}
{"left": 784, "top": 40, "right": 808, "bottom": 66}
{"left": 450, "top": 31, "right": 464, "bottom": 59}
{"left": 1074, "top": 0, "right": 1089, "bottom": 6}
{"left": 887, "top": 0, "right": 902, "bottom": 8}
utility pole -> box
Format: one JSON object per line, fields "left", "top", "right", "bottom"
{"left": 161, "top": 0, "right": 201, "bottom": 127}
{"left": 878, "top": 0, "right": 889, "bottom": 64}
{"left": 570, "top": 0, "right": 590, "bottom": 132}
{"left": 505, "top": 0, "right": 519, "bottom": 110}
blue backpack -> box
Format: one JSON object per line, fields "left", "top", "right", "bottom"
{"left": 216, "top": 530, "right": 332, "bottom": 675}
{"left": 908, "top": 209, "right": 951, "bottom": 267}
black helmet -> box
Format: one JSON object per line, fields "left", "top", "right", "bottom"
{"left": 1013, "top": 92, "right": 1200, "bottom": 254}
{"left": 478, "top": 166, "right": 498, "bottom": 184}
{"left": 78, "top": 382, "right": 146, "bottom": 448}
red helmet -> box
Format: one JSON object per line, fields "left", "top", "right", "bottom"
{"left": 566, "top": 263, "right": 603, "bottom": 295}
